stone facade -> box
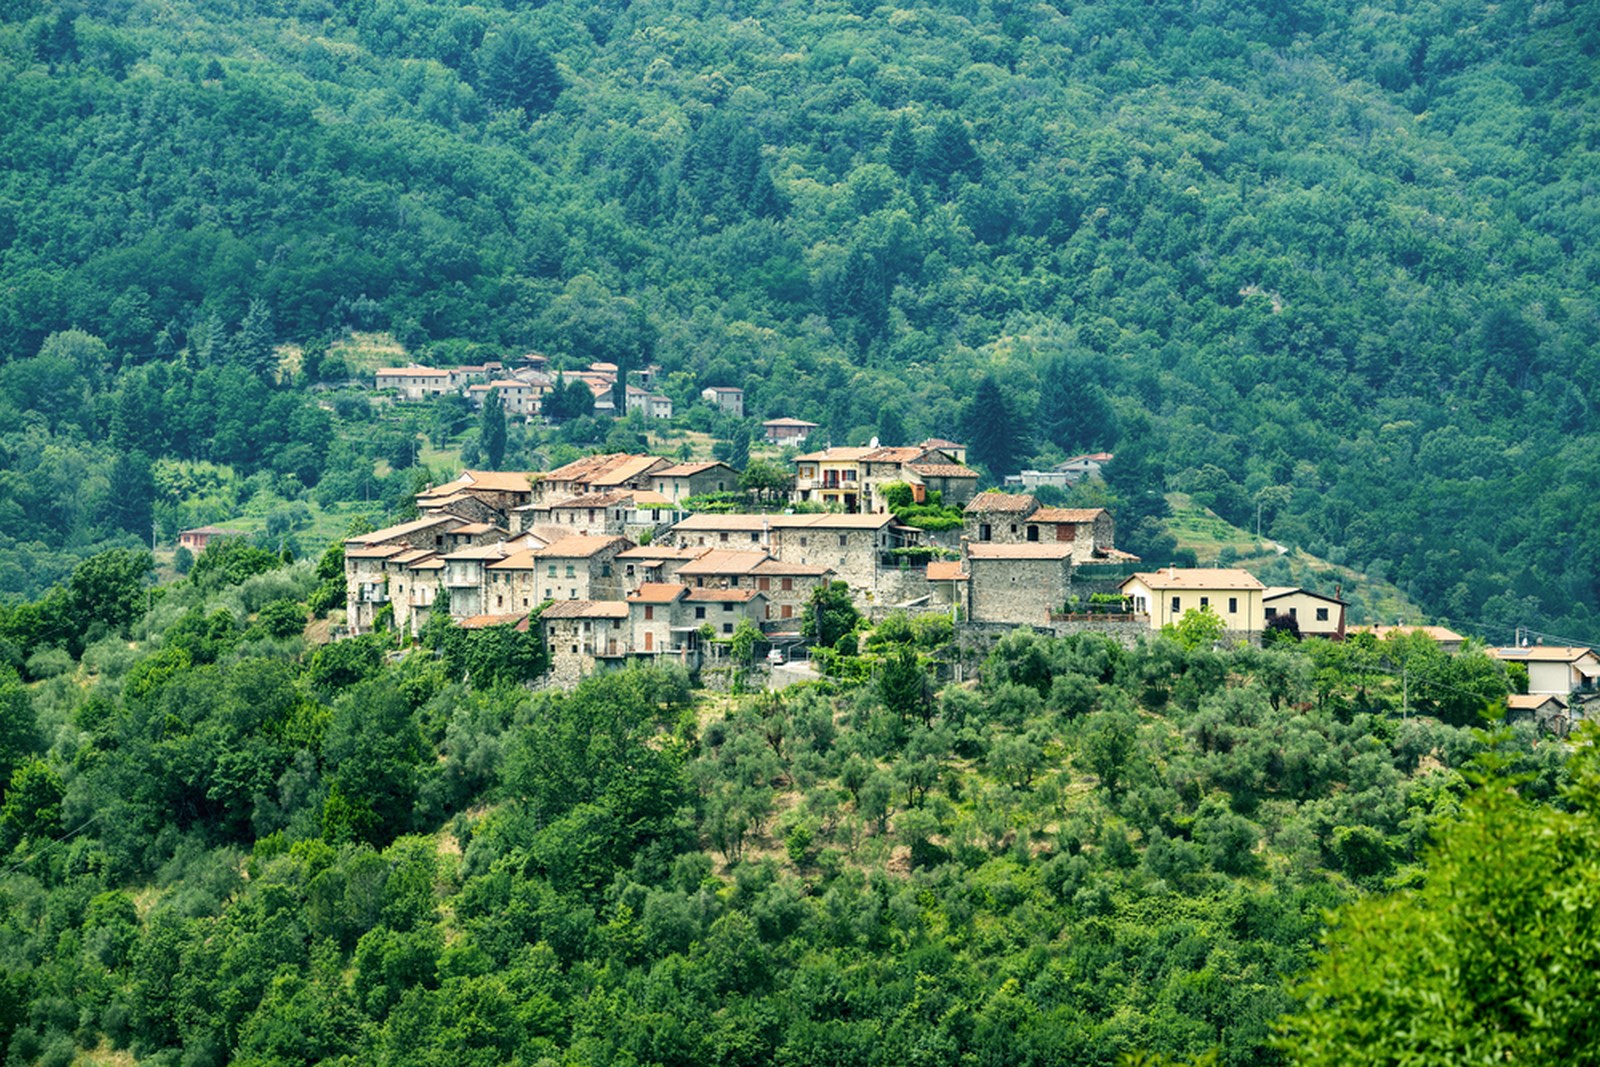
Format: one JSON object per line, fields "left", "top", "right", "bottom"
{"left": 964, "top": 544, "right": 1076, "bottom": 626}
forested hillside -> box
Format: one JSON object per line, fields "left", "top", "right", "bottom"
{"left": 0, "top": 543, "right": 1577, "bottom": 1064}
{"left": 2, "top": 0, "right": 1599, "bottom": 606}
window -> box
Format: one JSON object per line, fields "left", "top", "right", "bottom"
{"left": 759, "top": 577, "right": 770, "bottom": 591}
{"left": 1228, "top": 597, "right": 1238, "bottom": 613}
{"left": 838, "top": 534, "right": 847, "bottom": 547}
{"left": 1027, "top": 526, "right": 1039, "bottom": 542}
{"left": 547, "top": 564, "right": 557, "bottom": 577}
{"left": 1171, "top": 596, "right": 1181, "bottom": 612}
{"left": 722, "top": 623, "right": 733, "bottom": 634}
{"left": 644, "top": 605, "right": 654, "bottom": 620}
{"left": 695, "top": 607, "right": 706, "bottom": 619}
{"left": 566, "top": 564, "right": 575, "bottom": 578}
{"left": 1289, "top": 607, "right": 1298, "bottom": 619}
{"left": 781, "top": 605, "right": 792, "bottom": 619}
{"left": 1316, "top": 607, "right": 1329, "bottom": 622}
{"left": 1200, "top": 596, "right": 1209, "bottom": 608}
{"left": 1010, "top": 524, "right": 1018, "bottom": 534}
{"left": 782, "top": 578, "right": 793, "bottom": 591}
{"left": 496, "top": 596, "right": 503, "bottom": 607}
{"left": 724, "top": 603, "right": 734, "bottom": 612}
{"left": 720, "top": 532, "right": 729, "bottom": 542}
{"left": 799, "top": 536, "right": 808, "bottom": 547}
{"left": 1265, "top": 607, "right": 1278, "bottom": 619}
{"left": 750, "top": 533, "right": 759, "bottom": 542}
{"left": 980, "top": 523, "right": 992, "bottom": 541}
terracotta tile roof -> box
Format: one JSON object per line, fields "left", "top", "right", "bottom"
{"left": 416, "top": 470, "right": 532, "bottom": 499}
{"left": 487, "top": 549, "right": 539, "bottom": 571}
{"left": 1350, "top": 624, "right": 1466, "bottom": 643}
{"left": 388, "top": 549, "right": 437, "bottom": 565}
{"left": 349, "top": 514, "right": 464, "bottom": 545}
{"left": 965, "top": 491, "right": 1038, "bottom": 514}
{"left": 1489, "top": 645, "right": 1595, "bottom": 663}
{"left": 927, "top": 561, "right": 968, "bottom": 581}
{"left": 794, "top": 446, "right": 874, "bottom": 462}
{"left": 457, "top": 613, "right": 530, "bottom": 629}
{"left": 653, "top": 461, "right": 733, "bottom": 478}
{"left": 541, "top": 452, "right": 634, "bottom": 483}
{"left": 616, "top": 545, "right": 706, "bottom": 560}
{"left": 861, "top": 447, "right": 929, "bottom": 464}
{"left": 920, "top": 437, "right": 966, "bottom": 450}
{"left": 627, "top": 583, "right": 690, "bottom": 603}
{"left": 966, "top": 543, "right": 1076, "bottom": 560}
{"left": 450, "top": 522, "right": 502, "bottom": 535}
{"left": 346, "top": 544, "right": 411, "bottom": 559}
{"left": 378, "top": 365, "right": 451, "bottom": 377}
{"left": 536, "top": 535, "right": 629, "bottom": 559}
{"left": 1507, "top": 693, "right": 1567, "bottom": 709}
{"left": 1123, "top": 568, "right": 1266, "bottom": 591}
{"left": 685, "top": 588, "right": 764, "bottom": 602}
{"left": 1029, "top": 507, "right": 1107, "bottom": 523}
{"left": 550, "top": 491, "right": 634, "bottom": 509}
{"left": 907, "top": 463, "right": 979, "bottom": 478}
{"left": 540, "top": 600, "right": 629, "bottom": 619}
{"left": 675, "top": 550, "right": 771, "bottom": 576}
{"left": 672, "top": 512, "right": 891, "bottom": 532}
{"left": 442, "top": 543, "right": 516, "bottom": 561}
{"left": 764, "top": 417, "right": 819, "bottom": 428}
{"left": 180, "top": 525, "right": 242, "bottom": 537}
{"left": 752, "top": 559, "right": 832, "bottom": 577}
{"left": 591, "top": 455, "right": 669, "bottom": 486}
{"left": 408, "top": 558, "right": 445, "bottom": 571}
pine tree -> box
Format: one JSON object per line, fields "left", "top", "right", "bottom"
{"left": 1037, "top": 353, "right": 1118, "bottom": 453}
{"left": 230, "top": 298, "right": 276, "bottom": 381}
{"left": 887, "top": 114, "right": 919, "bottom": 177}
{"left": 925, "top": 116, "right": 981, "bottom": 188}
{"left": 963, "top": 376, "right": 1027, "bottom": 478}
{"left": 478, "top": 29, "right": 563, "bottom": 116}
{"left": 480, "top": 389, "right": 507, "bottom": 469}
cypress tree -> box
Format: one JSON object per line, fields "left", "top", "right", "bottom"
{"left": 480, "top": 389, "right": 507, "bottom": 469}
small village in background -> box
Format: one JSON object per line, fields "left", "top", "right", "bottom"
{"left": 178, "top": 354, "right": 1597, "bottom": 734}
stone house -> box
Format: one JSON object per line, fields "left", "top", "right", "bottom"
{"left": 343, "top": 514, "right": 470, "bottom": 632}
{"left": 1119, "top": 567, "right": 1267, "bottom": 638}
{"left": 542, "top": 600, "right": 631, "bottom": 688}
{"left": 701, "top": 386, "right": 745, "bottom": 417}
{"left": 467, "top": 379, "right": 542, "bottom": 417}
{"left": 1505, "top": 693, "right": 1570, "bottom": 734}
{"left": 964, "top": 543, "right": 1076, "bottom": 626}
{"left": 533, "top": 453, "right": 671, "bottom": 503}
{"left": 440, "top": 541, "right": 523, "bottom": 620}
{"left": 671, "top": 549, "right": 833, "bottom": 627}
{"left": 684, "top": 588, "right": 768, "bottom": 642}
{"left": 791, "top": 444, "right": 974, "bottom": 514}
{"left": 415, "top": 471, "right": 534, "bottom": 519}
{"left": 667, "top": 512, "right": 904, "bottom": 600}
{"left": 626, "top": 583, "right": 697, "bottom": 662}
{"left": 1262, "top": 586, "right": 1347, "bottom": 639}
{"left": 624, "top": 384, "right": 674, "bottom": 419}
{"left": 963, "top": 492, "right": 1041, "bottom": 544}
{"left": 651, "top": 461, "right": 740, "bottom": 503}
{"left": 615, "top": 545, "right": 708, "bottom": 589}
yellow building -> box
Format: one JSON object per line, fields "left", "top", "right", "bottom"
{"left": 1120, "top": 567, "right": 1266, "bottom": 636}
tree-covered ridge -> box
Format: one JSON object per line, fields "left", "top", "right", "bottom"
{"left": 2, "top": 0, "right": 1599, "bottom": 625}
{"left": 0, "top": 545, "right": 1579, "bottom": 1064}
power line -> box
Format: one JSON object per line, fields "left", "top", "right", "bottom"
{"left": 0, "top": 813, "right": 100, "bottom": 882}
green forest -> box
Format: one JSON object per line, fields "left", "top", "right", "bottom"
{"left": 0, "top": 0, "right": 1597, "bottom": 642}
{"left": 0, "top": 542, "right": 1593, "bottom": 1065}
{"left": 2, "top": 0, "right": 1599, "bottom": 1059}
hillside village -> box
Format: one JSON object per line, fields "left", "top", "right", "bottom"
{"left": 333, "top": 441, "right": 1600, "bottom": 730}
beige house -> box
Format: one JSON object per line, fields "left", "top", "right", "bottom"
{"left": 343, "top": 514, "right": 470, "bottom": 632}
{"left": 1119, "top": 567, "right": 1267, "bottom": 637}
{"left": 375, "top": 365, "right": 453, "bottom": 400}
{"left": 1488, "top": 645, "right": 1600, "bottom": 697}
{"left": 763, "top": 418, "right": 818, "bottom": 446}
{"left": 792, "top": 444, "right": 974, "bottom": 514}
{"left": 1262, "top": 587, "right": 1347, "bottom": 639}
